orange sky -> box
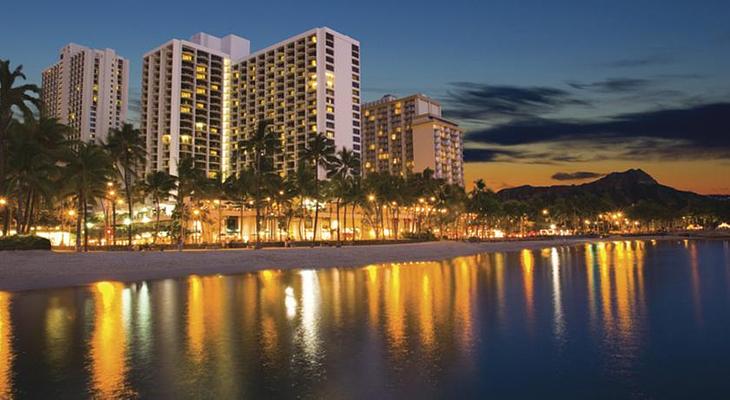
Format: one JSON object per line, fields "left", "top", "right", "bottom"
{"left": 464, "top": 160, "right": 730, "bottom": 195}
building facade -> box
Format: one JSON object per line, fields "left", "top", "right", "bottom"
{"left": 41, "top": 44, "right": 129, "bottom": 143}
{"left": 362, "top": 94, "right": 464, "bottom": 186}
{"left": 229, "top": 27, "right": 361, "bottom": 177}
{"left": 142, "top": 27, "right": 361, "bottom": 180}
{"left": 141, "top": 33, "right": 250, "bottom": 178}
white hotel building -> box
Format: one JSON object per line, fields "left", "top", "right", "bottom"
{"left": 142, "top": 27, "right": 361, "bottom": 179}
{"left": 141, "top": 33, "right": 249, "bottom": 178}
{"left": 42, "top": 44, "right": 129, "bottom": 143}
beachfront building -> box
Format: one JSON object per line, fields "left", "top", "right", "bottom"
{"left": 142, "top": 28, "right": 361, "bottom": 180}
{"left": 41, "top": 44, "right": 129, "bottom": 143}
{"left": 362, "top": 94, "right": 464, "bottom": 186}
{"left": 141, "top": 33, "right": 250, "bottom": 178}
{"left": 229, "top": 27, "right": 361, "bottom": 177}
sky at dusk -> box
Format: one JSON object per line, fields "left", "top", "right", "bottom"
{"left": 2, "top": 0, "right": 729, "bottom": 194}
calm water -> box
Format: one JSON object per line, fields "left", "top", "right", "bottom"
{"left": 1, "top": 240, "right": 729, "bottom": 399}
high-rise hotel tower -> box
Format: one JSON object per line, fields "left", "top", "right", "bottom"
{"left": 141, "top": 33, "right": 250, "bottom": 178}
{"left": 230, "top": 28, "right": 361, "bottom": 176}
{"left": 142, "top": 27, "right": 360, "bottom": 179}
{"left": 42, "top": 44, "right": 129, "bottom": 143}
{"left": 362, "top": 94, "right": 464, "bottom": 186}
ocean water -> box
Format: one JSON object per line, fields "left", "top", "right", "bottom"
{"left": 0, "top": 239, "right": 728, "bottom": 399}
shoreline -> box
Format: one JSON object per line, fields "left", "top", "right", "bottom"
{"left": 0, "top": 235, "right": 722, "bottom": 292}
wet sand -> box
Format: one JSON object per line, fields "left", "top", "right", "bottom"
{"left": 0, "top": 236, "right": 699, "bottom": 291}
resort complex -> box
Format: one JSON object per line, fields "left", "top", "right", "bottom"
{"left": 1, "top": 26, "right": 728, "bottom": 250}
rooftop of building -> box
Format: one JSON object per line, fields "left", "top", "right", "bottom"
{"left": 362, "top": 93, "right": 440, "bottom": 108}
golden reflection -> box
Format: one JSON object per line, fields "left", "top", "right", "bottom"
{"left": 584, "top": 243, "right": 597, "bottom": 326}
{"left": 365, "top": 265, "right": 380, "bottom": 329}
{"left": 419, "top": 274, "right": 435, "bottom": 350}
{"left": 299, "top": 270, "right": 322, "bottom": 362}
{"left": 494, "top": 253, "right": 506, "bottom": 324}
{"left": 453, "top": 256, "right": 476, "bottom": 351}
{"left": 89, "top": 281, "right": 132, "bottom": 398}
{"left": 550, "top": 248, "right": 565, "bottom": 339}
{"left": 597, "top": 242, "right": 613, "bottom": 332}
{"left": 187, "top": 275, "right": 205, "bottom": 362}
{"left": 520, "top": 249, "right": 535, "bottom": 327}
{"left": 594, "top": 241, "right": 646, "bottom": 363}
{"left": 0, "top": 291, "right": 12, "bottom": 399}
{"left": 384, "top": 264, "right": 405, "bottom": 356}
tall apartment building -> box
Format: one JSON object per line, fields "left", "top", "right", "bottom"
{"left": 142, "top": 27, "right": 361, "bottom": 180}
{"left": 141, "top": 33, "right": 250, "bottom": 178}
{"left": 362, "top": 94, "right": 464, "bottom": 186}
{"left": 41, "top": 44, "right": 129, "bottom": 143}
{"left": 229, "top": 27, "right": 361, "bottom": 177}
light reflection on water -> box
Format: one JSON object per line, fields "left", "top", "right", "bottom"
{"left": 0, "top": 239, "right": 729, "bottom": 398}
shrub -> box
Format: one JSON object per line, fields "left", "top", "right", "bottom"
{"left": 402, "top": 231, "right": 437, "bottom": 241}
{"left": 0, "top": 235, "right": 52, "bottom": 251}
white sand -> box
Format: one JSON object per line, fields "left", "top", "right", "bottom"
{"left": 0, "top": 237, "right": 689, "bottom": 292}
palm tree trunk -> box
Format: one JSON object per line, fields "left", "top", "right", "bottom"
{"left": 126, "top": 170, "right": 133, "bottom": 247}
{"left": 25, "top": 191, "right": 36, "bottom": 235}
{"left": 83, "top": 196, "right": 89, "bottom": 252}
{"left": 76, "top": 193, "right": 83, "bottom": 252}
{"left": 2, "top": 207, "right": 9, "bottom": 237}
{"left": 336, "top": 199, "right": 341, "bottom": 246}
{"left": 153, "top": 197, "right": 161, "bottom": 244}
{"left": 312, "top": 177, "right": 319, "bottom": 247}
{"left": 239, "top": 199, "right": 245, "bottom": 241}
{"left": 342, "top": 203, "right": 347, "bottom": 245}
{"left": 352, "top": 204, "right": 356, "bottom": 244}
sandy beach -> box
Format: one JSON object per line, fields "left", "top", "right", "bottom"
{"left": 0, "top": 236, "right": 707, "bottom": 292}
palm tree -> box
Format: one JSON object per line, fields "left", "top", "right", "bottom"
{"left": 140, "top": 171, "right": 176, "bottom": 243}
{"left": 302, "top": 133, "right": 335, "bottom": 246}
{"left": 327, "top": 147, "right": 360, "bottom": 245}
{"left": 173, "top": 156, "right": 207, "bottom": 250}
{"left": 224, "top": 169, "right": 255, "bottom": 241}
{"left": 240, "top": 120, "right": 278, "bottom": 248}
{"left": 105, "top": 123, "right": 146, "bottom": 247}
{"left": 0, "top": 60, "right": 39, "bottom": 235}
{"left": 0, "top": 60, "right": 39, "bottom": 181}
{"left": 5, "top": 117, "right": 68, "bottom": 234}
{"left": 61, "top": 142, "right": 114, "bottom": 252}
{"left": 290, "top": 163, "right": 315, "bottom": 241}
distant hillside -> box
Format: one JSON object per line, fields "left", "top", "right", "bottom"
{"left": 497, "top": 169, "right": 706, "bottom": 209}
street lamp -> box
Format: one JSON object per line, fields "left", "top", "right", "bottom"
{"left": 107, "top": 188, "right": 117, "bottom": 245}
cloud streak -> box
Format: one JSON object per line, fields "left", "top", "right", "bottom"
{"left": 465, "top": 102, "right": 730, "bottom": 160}
{"left": 443, "top": 82, "right": 587, "bottom": 121}
{"left": 568, "top": 78, "right": 652, "bottom": 93}
{"left": 551, "top": 171, "right": 604, "bottom": 181}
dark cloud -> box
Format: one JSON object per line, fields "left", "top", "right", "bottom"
{"left": 568, "top": 78, "right": 651, "bottom": 93}
{"left": 443, "top": 82, "right": 587, "bottom": 121}
{"left": 551, "top": 171, "right": 604, "bottom": 181}
{"left": 462, "top": 148, "right": 519, "bottom": 162}
{"left": 465, "top": 102, "right": 730, "bottom": 160}
{"left": 606, "top": 54, "right": 674, "bottom": 68}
